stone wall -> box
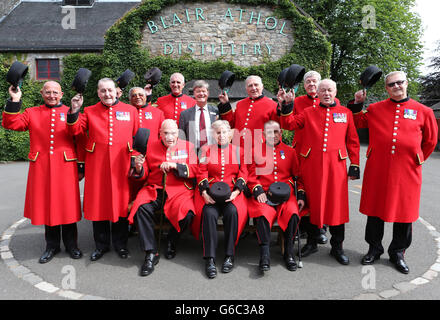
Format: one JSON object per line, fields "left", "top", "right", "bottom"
{"left": 141, "top": 2, "right": 294, "bottom": 67}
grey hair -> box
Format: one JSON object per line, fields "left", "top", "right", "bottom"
{"left": 245, "top": 75, "right": 263, "bottom": 85}
{"left": 317, "top": 78, "right": 337, "bottom": 90}
{"left": 128, "top": 87, "right": 145, "bottom": 99}
{"left": 97, "top": 78, "right": 116, "bottom": 88}
{"left": 192, "top": 80, "right": 209, "bottom": 91}
{"left": 304, "top": 71, "right": 321, "bottom": 82}
{"left": 264, "top": 120, "right": 281, "bottom": 130}
{"left": 211, "top": 119, "right": 231, "bottom": 131}
{"left": 170, "top": 72, "right": 185, "bottom": 83}
{"left": 385, "top": 71, "right": 407, "bottom": 84}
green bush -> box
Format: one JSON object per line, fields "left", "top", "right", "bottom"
{"left": 0, "top": 55, "right": 44, "bottom": 161}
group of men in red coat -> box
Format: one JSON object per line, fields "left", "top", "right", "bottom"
{"left": 2, "top": 67, "right": 437, "bottom": 278}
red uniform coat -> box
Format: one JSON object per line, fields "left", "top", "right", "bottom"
{"left": 247, "top": 142, "right": 304, "bottom": 231}
{"left": 280, "top": 102, "right": 360, "bottom": 228}
{"left": 221, "top": 96, "right": 279, "bottom": 152}
{"left": 2, "top": 104, "right": 81, "bottom": 226}
{"left": 153, "top": 94, "right": 196, "bottom": 122}
{"left": 193, "top": 144, "right": 248, "bottom": 244}
{"left": 128, "top": 139, "right": 199, "bottom": 237}
{"left": 67, "top": 101, "right": 139, "bottom": 222}
{"left": 353, "top": 98, "right": 438, "bottom": 223}
{"left": 129, "top": 103, "right": 165, "bottom": 203}
{"left": 289, "top": 95, "right": 320, "bottom": 153}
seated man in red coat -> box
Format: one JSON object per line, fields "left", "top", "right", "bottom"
{"left": 279, "top": 79, "right": 360, "bottom": 265}
{"left": 247, "top": 120, "right": 305, "bottom": 272}
{"left": 68, "top": 78, "right": 139, "bottom": 262}
{"left": 129, "top": 119, "right": 199, "bottom": 276}
{"left": 194, "top": 120, "right": 248, "bottom": 279}
{"left": 2, "top": 81, "right": 82, "bottom": 263}
{"left": 348, "top": 71, "right": 438, "bottom": 274}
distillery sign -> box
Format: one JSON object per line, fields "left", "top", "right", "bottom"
{"left": 141, "top": 3, "right": 294, "bottom": 67}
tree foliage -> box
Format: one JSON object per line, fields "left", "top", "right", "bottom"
{"left": 419, "top": 40, "right": 440, "bottom": 107}
{"left": 294, "top": 0, "right": 424, "bottom": 103}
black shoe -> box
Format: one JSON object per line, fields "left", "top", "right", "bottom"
{"left": 284, "top": 254, "right": 297, "bottom": 271}
{"left": 361, "top": 252, "right": 381, "bottom": 265}
{"left": 221, "top": 256, "right": 234, "bottom": 273}
{"left": 259, "top": 255, "right": 270, "bottom": 272}
{"left": 205, "top": 258, "right": 217, "bottom": 279}
{"left": 67, "top": 247, "right": 83, "bottom": 260}
{"left": 90, "top": 248, "right": 109, "bottom": 261}
{"left": 390, "top": 257, "right": 409, "bottom": 274}
{"left": 300, "top": 243, "right": 318, "bottom": 257}
{"left": 330, "top": 249, "right": 350, "bottom": 265}
{"left": 317, "top": 232, "right": 328, "bottom": 245}
{"left": 39, "top": 248, "right": 60, "bottom": 264}
{"left": 165, "top": 240, "right": 176, "bottom": 260}
{"left": 140, "top": 252, "right": 160, "bottom": 277}
{"left": 116, "top": 248, "right": 129, "bottom": 259}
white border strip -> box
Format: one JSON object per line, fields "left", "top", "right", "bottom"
{"left": 0, "top": 218, "right": 105, "bottom": 300}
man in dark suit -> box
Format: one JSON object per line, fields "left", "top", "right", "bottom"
{"left": 178, "top": 80, "right": 220, "bottom": 156}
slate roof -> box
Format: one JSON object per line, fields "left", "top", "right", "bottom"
{"left": 0, "top": 1, "right": 140, "bottom": 52}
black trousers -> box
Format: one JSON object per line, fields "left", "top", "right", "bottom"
{"left": 255, "top": 214, "right": 300, "bottom": 256}
{"left": 136, "top": 193, "right": 194, "bottom": 253}
{"left": 201, "top": 202, "right": 238, "bottom": 258}
{"left": 45, "top": 223, "right": 78, "bottom": 251}
{"left": 365, "top": 216, "right": 412, "bottom": 259}
{"left": 305, "top": 221, "right": 345, "bottom": 251}
{"left": 92, "top": 217, "right": 128, "bottom": 251}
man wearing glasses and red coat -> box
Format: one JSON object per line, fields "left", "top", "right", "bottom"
{"left": 348, "top": 71, "right": 438, "bottom": 274}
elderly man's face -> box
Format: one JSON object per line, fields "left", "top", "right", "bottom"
{"left": 170, "top": 74, "right": 185, "bottom": 96}
{"left": 97, "top": 80, "right": 117, "bottom": 106}
{"left": 304, "top": 76, "right": 320, "bottom": 97}
{"left": 385, "top": 73, "right": 408, "bottom": 100}
{"left": 193, "top": 86, "right": 208, "bottom": 107}
{"left": 317, "top": 81, "right": 337, "bottom": 106}
{"left": 213, "top": 124, "right": 230, "bottom": 146}
{"left": 130, "top": 88, "right": 147, "bottom": 108}
{"left": 264, "top": 122, "right": 282, "bottom": 147}
{"left": 160, "top": 122, "right": 179, "bottom": 147}
{"left": 246, "top": 77, "right": 263, "bottom": 100}
{"left": 41, "top": 81, "right": 63, "bottom": 107}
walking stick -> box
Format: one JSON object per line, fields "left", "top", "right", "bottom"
{"left": 294, "top": 179, "right": 303, "bottom": 268}
{"left": 157, "top": 172, "right": 167, "bottom": 254}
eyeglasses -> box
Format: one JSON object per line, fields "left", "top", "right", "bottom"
{"left": 386, "top": 80, "right": 406, "bottom": 88}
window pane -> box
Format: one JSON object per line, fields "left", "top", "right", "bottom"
{"left": 49, "top": 59, "right": 59, "bottom": 71}
{"left": 38, "top": 72, "right": 48, "bottom": 79}
{"left": 38, "top": 65, "right": 48, "bottom": 72}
